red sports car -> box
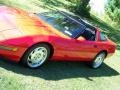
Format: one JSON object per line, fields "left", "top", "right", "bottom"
{"left": 0, "top": 6, "right": 116, "bottom": 68}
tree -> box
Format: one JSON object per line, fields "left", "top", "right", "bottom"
{"left": 106, "top": 0, "right": 120, "bottom": 23}
{"left": 68, "top": 0, "right": 90, "bottom": 17}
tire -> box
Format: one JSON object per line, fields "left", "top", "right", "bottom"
{"left": 89, "top": 52, "right": 106, "bottom": 69}
{"left": 20, "top": 44, "right": 50, "bottom": 68}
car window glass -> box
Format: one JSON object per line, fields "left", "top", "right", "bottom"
{"left": 37, "top": 12, "right": 85, "bottom": 38}
{"left": 100, "top": 33, "right": 107, "bottom": 41}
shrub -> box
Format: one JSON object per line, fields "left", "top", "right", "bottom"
{"left": 105, "top": 0, "right": 120, "bottom": 23}
{"left": 68, "top": 0, "right": 91, "bottom": 17}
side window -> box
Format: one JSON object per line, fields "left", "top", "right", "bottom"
{"left": 80, "top": 29, "right": 96, "bottom": 41}
{"left": 55, "top": 19, "right": 81, "bottom": 37}
{"left": 100, "top": 33, "right": 107, "bottom": 41}
{"left": 38, "top": 12, "right": 82, "bottom": 38}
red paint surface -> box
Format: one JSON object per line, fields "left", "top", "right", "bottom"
{"left": 0, "top": 6, "right": 116, "bottom": 62}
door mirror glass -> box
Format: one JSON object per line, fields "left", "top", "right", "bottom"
{"left": 100, "top": 33, "right": 107, "bottom": 41}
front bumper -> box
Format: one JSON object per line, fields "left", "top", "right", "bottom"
{"left": 0, "top": 44, "right": 27, "bottom": 62}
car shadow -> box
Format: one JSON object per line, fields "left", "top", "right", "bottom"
{"left": 0, "top": 59, "right": 119, "bottom": 81}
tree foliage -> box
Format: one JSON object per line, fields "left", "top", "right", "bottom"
{"left": 106, "top": 0, "right": 120, "bottom": 23}
{"left": 68, "top": 0, "right": 90, "bottom": 17}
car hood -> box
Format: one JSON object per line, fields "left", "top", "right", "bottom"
{"left": 0, "top": 6, "right": 70, "bottom": 41}
{"left": 17, "top": 15, "right": 70, "bottom": 38}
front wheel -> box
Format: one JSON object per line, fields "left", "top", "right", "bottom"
{"left": 90, "top": 52, "right": 106, "bottom": 69}
{"left": 20, "top": 44, "right": 50, "bottom": 68}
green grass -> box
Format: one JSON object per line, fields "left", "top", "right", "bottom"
{"left": 0, "top": 51, "right": 120, "bottom": 90}
{"left": 0, "top": 0, "right": 120, "bottom": 90}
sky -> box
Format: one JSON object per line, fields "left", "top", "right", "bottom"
{"left": 89, "top": 0, "right": 108, "bottom": 15}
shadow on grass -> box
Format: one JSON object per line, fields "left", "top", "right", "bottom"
{"left": 0, "top": 59, "right": 119, "bottom": 81}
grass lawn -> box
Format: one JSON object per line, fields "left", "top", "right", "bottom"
{"left": 0, "top": 0, "right": 120, "bottom": 90}
{"left": 0, "top": 51, "right": 120, "bottom": 90}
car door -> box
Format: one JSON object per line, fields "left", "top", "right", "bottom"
{"left": 38, "top": 11, "right": 100, "bottom": 61}
{"left": 66, "top": 39, "right": 99, "bottom": 61}
{"left": 53, "top": 37, "right": 100, "bottom": 61}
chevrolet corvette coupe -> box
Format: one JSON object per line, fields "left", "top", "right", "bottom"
{"left": 0, "top": 6, "right": 116, "bottom": 68}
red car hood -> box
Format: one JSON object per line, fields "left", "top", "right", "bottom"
{"left": 0, "top": 6, "right": 70, "bottom": 41}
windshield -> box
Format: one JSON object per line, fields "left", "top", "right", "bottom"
{"left": 36, "top": 11, "right": 86, "bottom": 38}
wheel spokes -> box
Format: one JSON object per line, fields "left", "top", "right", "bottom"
{"left": 93, "top": 53, "right": 105, "bottom": 68}
{"left": 27, "top": 47, "right": 48, "bottom": 68}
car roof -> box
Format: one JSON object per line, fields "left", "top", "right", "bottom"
{"left": 40, "top": 10, "right": 96, "bottom": 35}
{"left": 57, "top": 11, "right": 96, "bottom": 31}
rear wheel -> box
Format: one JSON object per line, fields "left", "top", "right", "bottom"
{"left": 21, "top": 44, "right": 50, "bottom": 68}
{"left": 90, "top": 52, "right": 106, "bottom": 69}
